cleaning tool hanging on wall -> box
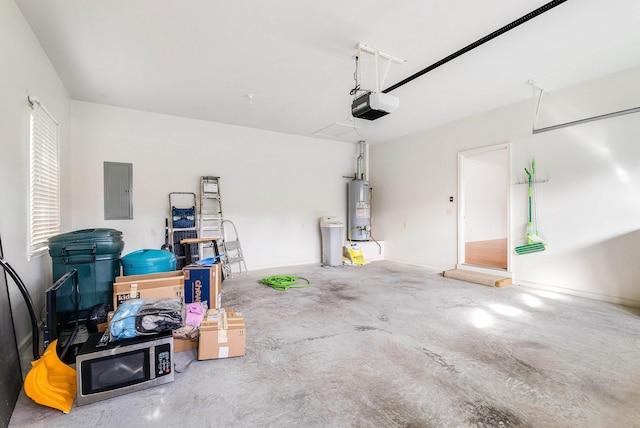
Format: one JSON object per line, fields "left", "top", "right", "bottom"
{"left": 515, "top": 160, "right": 546, "bottom": 255}
{"left": 531, "top": 160, "right": 544, "bottom": 242}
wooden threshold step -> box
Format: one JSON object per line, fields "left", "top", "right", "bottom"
{"left": 442, "top": 269, "right": 512, "bottom": 288}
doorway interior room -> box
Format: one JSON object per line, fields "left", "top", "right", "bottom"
{"left": 459, "top": 145, "right": 509, "bottom": 271}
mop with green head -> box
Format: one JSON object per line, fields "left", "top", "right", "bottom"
{"left": 515, "top": 161, "right": 546, "bottom": 254}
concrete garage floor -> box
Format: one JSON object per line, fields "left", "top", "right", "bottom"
{"left": 9, "top": 261, "right": 640, "bottom": 427}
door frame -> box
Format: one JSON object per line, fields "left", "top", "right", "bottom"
{"left": 457, "top": 143, "right": 512, "bottom": 276}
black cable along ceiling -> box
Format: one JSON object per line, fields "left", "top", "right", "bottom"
{"left": 382, "top": 0, "right": 569, "bottom": 94}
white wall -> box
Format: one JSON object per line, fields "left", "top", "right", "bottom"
{"left": 371, "top": 66, "right": 640, "bottom": 306}
{"left": 70, "top": 102, "right": 356, "bottom": 270}
{"left": 0, "top": 0, "right": 71, "bottom": 345}
{"left": 464, "top": 156, "right": 508, "bottom": 242}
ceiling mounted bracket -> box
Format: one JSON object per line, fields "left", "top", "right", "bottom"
{"left": 527, "top": 79, "right": 550, "bottom": 130}
{"left": 353, "top": 43, "right": 406, "bottom": 93}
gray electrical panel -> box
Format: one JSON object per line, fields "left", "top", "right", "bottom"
{"left": 104, "top": 161, "right": 133, "bottom": 220}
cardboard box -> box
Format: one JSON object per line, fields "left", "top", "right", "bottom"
{"left": 183, "top": 264, "right": 221, "bottom": 309}
{"left": 174, "top": 337, "right": 199, "bottom": 353}
{"left": 113, "top": 275, "right": 184, "bottom": 309}
{"left": 115, "top": 270, "right": 183, "bottom": 283}
{"left": 172, "top": 326, "right": 199, "bottom": 353}
{"left": 198, "top": 308, "right": 245, "bottom": 360}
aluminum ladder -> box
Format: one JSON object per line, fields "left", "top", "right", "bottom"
{"left": 221, "top": 220, "right": 248, "bottom": 278}
{"left": 198, "top": 176, "right": 224, "bottom": 260}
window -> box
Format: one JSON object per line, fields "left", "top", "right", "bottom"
{"left": 28, "top": 96, "right": 60, "bottom": 258}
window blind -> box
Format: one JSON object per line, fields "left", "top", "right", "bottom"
{"left": 29, "top": 97, "right": 60, "bottom": 257}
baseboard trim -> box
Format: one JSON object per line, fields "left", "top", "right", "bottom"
{"left": 515, "top": 280, "right": 640, "bottom": 308}
{"left": 384, "top": 257, "right": 448, "bottom": 273}
{"left": 17, "top": 330, "right": 38, "bottom": 378}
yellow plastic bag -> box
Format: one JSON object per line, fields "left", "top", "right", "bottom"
{"left": 343, "top": 243, "right": 365, "bottom": 265}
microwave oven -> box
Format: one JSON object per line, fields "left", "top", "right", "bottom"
{"left": 76, "top": 331, "right": 174, "bottom": 406}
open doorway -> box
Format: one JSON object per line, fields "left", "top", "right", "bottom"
{"left": 457, "top": 144, "right": 510, "bottom": 273}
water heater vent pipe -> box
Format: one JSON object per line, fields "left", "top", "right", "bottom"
{"left": 356, "top": 140, "right": 366, "bottom": 180}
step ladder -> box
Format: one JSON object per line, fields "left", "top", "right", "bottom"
{"left": 198, "top": 176, "right": 224, "bottom": 261}
{"left": 168, "top": 192, "right": 198, "bottom": 269}
{"left": 221, "top": 220, "right": 248, "bottom": 278}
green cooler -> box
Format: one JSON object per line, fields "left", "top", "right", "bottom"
{"left": 48, "top": 228, "right": 124, "bottom": 312}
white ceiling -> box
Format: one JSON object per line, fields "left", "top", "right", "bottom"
{"left": 15, "top": 0, "right": 640, "bottom": 144}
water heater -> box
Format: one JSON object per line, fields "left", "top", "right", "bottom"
{"left": 347, "top": 180, "right": 370, "bottom": 241}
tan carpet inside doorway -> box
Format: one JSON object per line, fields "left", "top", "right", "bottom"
{"left": 464, "top": 238, "right": 507, "bottom": 269}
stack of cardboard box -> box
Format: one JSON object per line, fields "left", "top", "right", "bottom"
{"left": 199, "top": 307, "right": 245, "bottom": 360}
{"left": 110, "top": 263, "right": 245, "bottom": 360}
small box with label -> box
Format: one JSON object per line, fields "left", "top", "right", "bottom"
{"left": 112, "top": 273, "right": 184, "bottom": 310}
{"left": 183, "top": 263, "right": 221, "bottom": 309}
{"left": 198, "top": 307, "right": 245, "bottom": 360}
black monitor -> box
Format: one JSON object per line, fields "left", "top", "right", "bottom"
{"left": 44, "top": 269, "right": 81, "bottom": 363}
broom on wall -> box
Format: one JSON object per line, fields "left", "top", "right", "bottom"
{"left": 515, "top": 160, "right": 546, "bottom": 255}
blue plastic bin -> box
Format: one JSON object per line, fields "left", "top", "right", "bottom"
{"left": 120, "top": 249, "right": 176, "bottom": 276}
